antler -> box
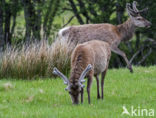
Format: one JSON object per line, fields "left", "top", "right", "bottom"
{"left": 127, "top": 1, "right": 148, "bottom": 16}
{"left": 132, "top": 1, "right": 139, "bottom": 13}
{"left": 79, "top": 64, "right": 92, "bottom": 88}
{"left": 139, "top": 7, "right": 148, "bottom": 13}
{"left": 126, "top": 3, "right": 137, "bottom": 16}
{"left": 126, "top": 3, "right": 133, "bottom": 12}
{"left": 53, "top": 67, "right": 69, "bottom": 85}
{"left": 133, "top": 1, "right": 148, "bottom": 14}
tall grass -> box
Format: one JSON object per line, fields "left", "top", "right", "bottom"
{"left": 0, "top": 39, "right": 74, "bottom": 79}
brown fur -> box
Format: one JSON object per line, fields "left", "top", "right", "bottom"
{"left": 117, "top": 19, "right": 135, "bottom": 42}
{"left": 59, "top": 21, "right": 135, "bottom": 48}
{"left": 69, "top": 40, "right": 111, "bottom": 104}
{"left": 70, "top": 40, "right": 111, "bottom": 77}
{"left": 59, "top": 3, "right": 151, "bottom": 73}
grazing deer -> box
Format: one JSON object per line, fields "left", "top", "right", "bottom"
{"left": 53, "top": 40, "right": 111, "bottom": 104}
{"left": 58, "top": 1, "right": 151, "bottom": 73}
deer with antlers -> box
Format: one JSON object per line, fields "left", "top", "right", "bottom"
{"left": 53, "top": 40, "right": 111, "bottom": 104}
{"left": 59, "top": 1, "right": 151, "bottom": 73}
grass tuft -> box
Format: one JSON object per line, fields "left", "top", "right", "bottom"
{"left": 0, "top": 39, "right": 74, "bottom": 79}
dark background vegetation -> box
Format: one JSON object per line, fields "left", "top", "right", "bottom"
{"left": 0, "top": 0, "right": 155, "bottom": 69}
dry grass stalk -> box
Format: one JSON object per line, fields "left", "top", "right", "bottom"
{"left": 0, "top": 39, "right": 74, "bottom": 79}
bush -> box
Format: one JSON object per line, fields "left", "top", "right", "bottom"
{"left": 0, "top": 39, "right": 74, "bottom": 79}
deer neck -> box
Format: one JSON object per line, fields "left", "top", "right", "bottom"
{"left": 117, "top": 18, "right": 136, "bottom": 42}
{"left": 70, "top": 63, "right": 83, "bottom": 81}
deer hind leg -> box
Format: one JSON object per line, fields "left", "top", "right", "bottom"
{"left": 95, "top": 75, "right": 100, "bottom": 99}
{"left": 87, "top": 75, "right": 93, "bottom": 104}
{"left": 111, "top": 47, "right": 133, "bottom": 73}
{"left": 101, "top": 70, "right": 107, "bottom": 99}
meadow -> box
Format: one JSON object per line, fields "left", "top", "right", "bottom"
{"left": 0, "top": 66, "right": 156, "bottom": 118}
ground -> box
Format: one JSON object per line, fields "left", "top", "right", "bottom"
{"left": 0, "top": 66, "right": 156, "bottom": 118}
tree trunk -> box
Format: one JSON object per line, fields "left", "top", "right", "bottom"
{"left": 4, "top": 3, "right": 11, "bottom": 45}
{"left": 46, "top": 0, "right": 60, "bottom": 38}
{"left": 32, "top": 0, "right": 42, "bottom": 41}
{"left": 43, "top": 0, "right": 54, "bottom": 40}
{"left": 22, "top": 0, "right": 41, "bottom": 42}
{"left": 77, "top": 0, "right": 90, "bottom": 23}
{"left": 22, "top": 0, "right": 32, "bottom": 42}
{"left": 116, "top": 2, "right": 124, "bottom": 24}
{"left": 43, "top": 0, "right": 60, "bottom": 40}
{"left": 0, "top": 0, "right": 5, "bottom": 50}
{"left": 69, "top": 0, "right": 84, "bottom": 24}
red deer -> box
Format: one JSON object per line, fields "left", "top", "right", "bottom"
{"left": 53, "top": 40, "right": 111, "bottom": 104}
{"left": 58, "top": 1, "right": 151, "bottom": 73}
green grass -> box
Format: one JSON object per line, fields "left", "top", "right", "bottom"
{"left": 0, "top": 66, "right": 156, "bottom": 118}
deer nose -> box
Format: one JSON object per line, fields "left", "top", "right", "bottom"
{"left": 146, "top": 21, "right": 152, "bottom": 28}
{"left": 149, "top": 22, "right": 152, "bottom": 26}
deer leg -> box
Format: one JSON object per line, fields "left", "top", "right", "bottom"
{"left": 87, "top": 76, "right": 93, "bottom": 104}
{"left": 101, "top": 70, "right": 107, "bottom": 99}
{"left": 95, "top": 75, "right": 100, "bottom": 99}
{"left": 81, "top": 88, "right": 84, "bottom": 104}
{"left": 111, "top": 47, "right": 133, "bottom": 73}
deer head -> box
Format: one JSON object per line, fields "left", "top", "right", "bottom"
{"left": 53, "top": 64, "right": 92, "bottom": 104}
{"left": 126, "top": 1, "right": 151, "bottom": 28}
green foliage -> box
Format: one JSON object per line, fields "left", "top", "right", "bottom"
{"left": 0, "top": 66, "right": 156, "bottom": 117}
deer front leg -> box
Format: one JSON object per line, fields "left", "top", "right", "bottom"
{"left": 87, "top": 76, "right": 93, "bottom": 104}
{"left": 101, "top": 70, "right": 107, "bottom": 99}
{"left": 111, "top": 47, "right": 133, "bottom": 73}
{"left": 81, "top": 88, "right": 84, "bottom": 104}
{"left": 95, "top": 75, "right": 100, "bottom": 99}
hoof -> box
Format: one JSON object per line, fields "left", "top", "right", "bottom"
{"left": 127, "top": 65, "right": 133, "bottom": 73}
{"left": 129, "top": 68, "right": 133, "bottom": 73}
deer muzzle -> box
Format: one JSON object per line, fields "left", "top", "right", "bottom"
{"left": 146, "top": 21, "right": 152, "bottom": 28}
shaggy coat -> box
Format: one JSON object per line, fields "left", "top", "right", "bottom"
{"left": 69, "top": 40, "right": 111, "bottom": 104}
{"left": 70, "top": 40, "right": 111, "bottom": 79}
{"left": 53, "top": 40, "right": 111, "bottom": 104}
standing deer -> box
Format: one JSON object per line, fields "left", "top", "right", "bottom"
{"left": 53, "top": 40, "right": 111, "bottom": 104}
{"left": 58, "top": 1, "right": 151, "bottom": 73}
